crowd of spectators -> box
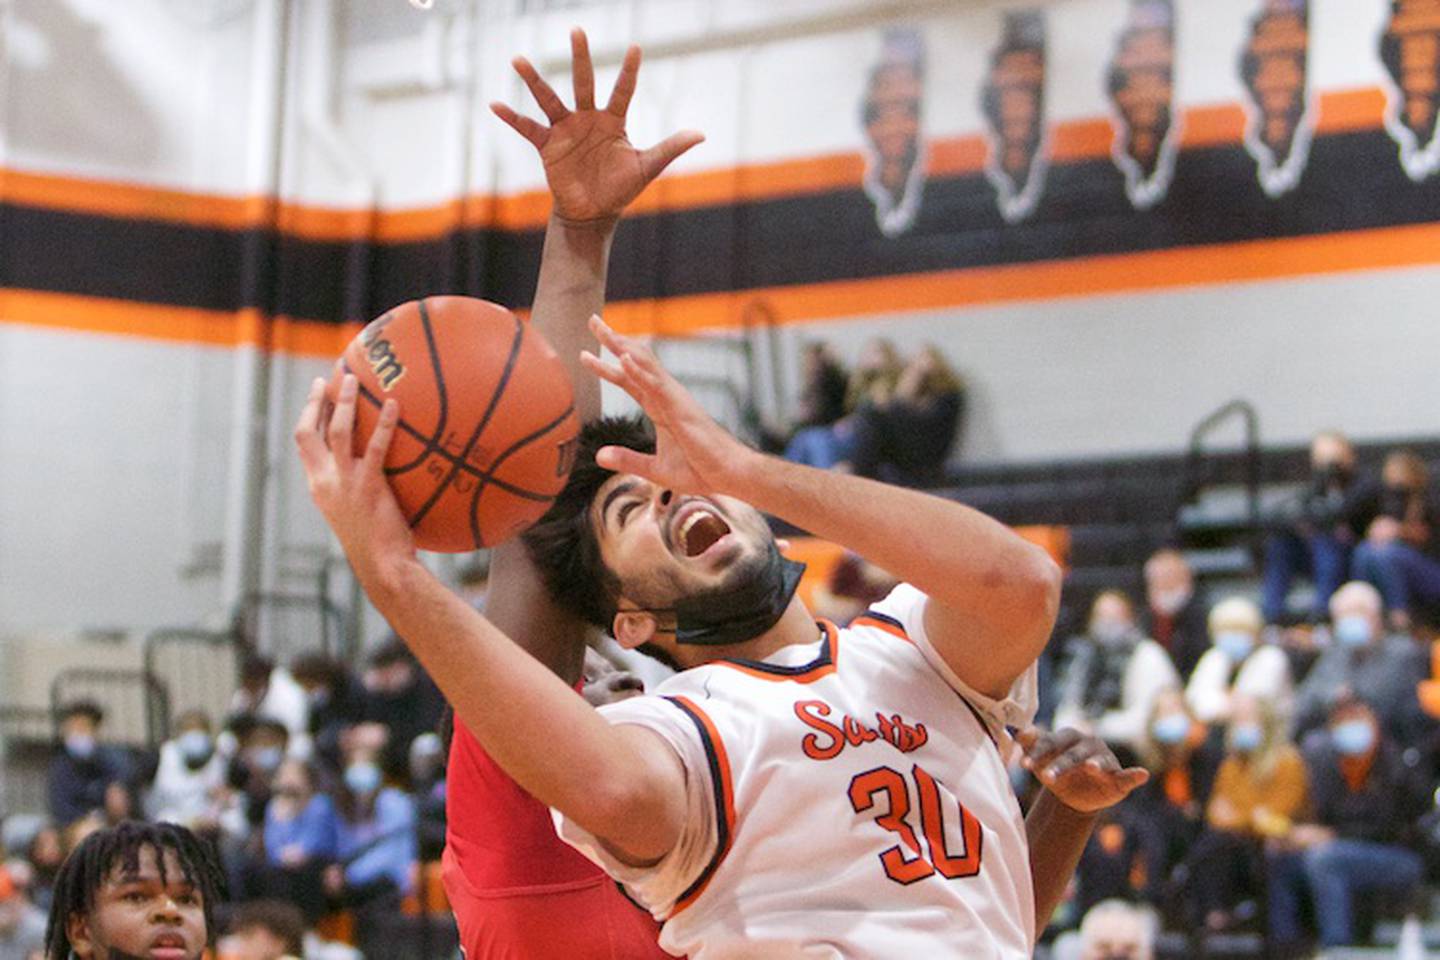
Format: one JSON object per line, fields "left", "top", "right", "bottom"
{"left": 767, "top": 337, "right": 965, "bottom": 486}
{"left": 1039, "top": 535, "right": 1438, "bottom": 955}
{"left": 0, "top": 639, "right": 454, "bottom": 960}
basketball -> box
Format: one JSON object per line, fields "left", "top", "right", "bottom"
{"left": 328, "top": 296, "right": 579, "bottom": 552}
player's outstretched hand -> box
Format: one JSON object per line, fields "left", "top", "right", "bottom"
{"left": 294, "top": 375, "right": 415, "bottom": 580}
{"left": 581, "top": 315, "right": 754, "bottom": 496}
{"left": 1016, "top": 726, "right": 1149, "bottom": 814}
{"left": 492, "top": 28, "right": 704, "bottom": 224}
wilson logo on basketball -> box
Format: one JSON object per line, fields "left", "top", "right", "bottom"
{"left": 359, "top": 314, "right": 406, "bottom": 390}
{"left": 1107, "top": 0, "right": 1180, "bottom": 209}
{"left": 1240, "top": 0, "right": 1315, "bottom": 198}
{"left": 1381, "top": 0, "right": 1440, "bottom": 180}
{"left": 981, "top": 10, "right": 1049, "bottom": 224}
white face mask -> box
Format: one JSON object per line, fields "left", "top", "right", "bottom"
{"left": 1151, "top": 587, "right": 1191, "bottom": 616}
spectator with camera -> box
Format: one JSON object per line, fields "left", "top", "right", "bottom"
{"left": 1351, "top": 449, "right": 1440, "bottom": 630}
{"left": 1262, "top": 431, "right": 1379, "bottom": 624}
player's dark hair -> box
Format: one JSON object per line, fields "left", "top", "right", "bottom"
{"left": 44, "top": 821, "right": 227, "bottom": 960}
{"left": 522, "top": 414, "right": 656, "bottom": 631}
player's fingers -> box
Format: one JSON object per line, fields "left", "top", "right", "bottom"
{"left": 595, "top": 444, "right": 658, "bottom": 478}
{"left": 362, "top": 399, "right": 400, "bottom": 473}
{"left": 580, "top": 350, "right": 630, "bottom": 389}
{"left": 1043, "top": 742, "right": 1100, "bottom": 779}
{"left": 1025, "top": 728, "right": 1083, "bottom": 770}
{"left": 294, "top": 378, "right": 329, "bottom": 471}
{"left": 587, "top": 313, "right": 633, "bottom": 359}
{"left": 512, "top": 56, "right": 569, "bottom": 123}
{"left": 1116, "top": 767, "right": 1151, "bottom": 791}
{"left": 1014, "top": 726, "right": 1041, "bottom": 751}
{"left": 489, "top": 102, "right": 548, "bottom": 147}
{"left": 326, "top": 374, "right": 358, "bottom": 466}
{"left": 639, "top": 130, "right": 705, "bottom": 182}
{"left": 606, "top": 45, "right": 641, "bottom": 118}
{"left": 570, "top": 28, "right": 595, "bottom": 111}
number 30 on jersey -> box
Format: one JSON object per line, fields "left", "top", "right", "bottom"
{"left": 849, "top": 764, "right": 984, "bottom": 885}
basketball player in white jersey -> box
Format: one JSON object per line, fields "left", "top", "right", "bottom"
{"left": 298, "top": 172, "right": 1144, "bottom": 960}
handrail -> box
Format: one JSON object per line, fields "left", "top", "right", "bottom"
{"left": 1181, "top": 398, "right": 1262, "bottom": 553}
{"left": 49, "top": 668, "right": 172, "bottom": 749}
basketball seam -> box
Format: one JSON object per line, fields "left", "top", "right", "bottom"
{"left": 377, "top": 299, "right": 451, "bottom": 476}
{"left": 466, "top": 403, "right": 576, "bottom": 548}
{"left": 353, "top": 386, "right": 559, "bottom": 501}
{"left": 406, "top": 313, "right": 527, "bottom": 536}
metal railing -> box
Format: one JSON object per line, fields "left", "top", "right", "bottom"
{"left": 1180, "top": 398, "right": 1262, "bottom": 557}
{"left": 143, "top": 626, "right": 245, "bottom": 730}
{"left": 49, "top": 668, "right": 171, "bottom": 750}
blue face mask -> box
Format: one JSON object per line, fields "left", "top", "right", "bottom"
{"left": 1152, "top": 713, "right": 1191, "bottom": 745}
{"left": 1215, "top": 630, "right": 1254, "bottom": 662}
{"left": 1332, "top": 719, "right": 1376, "bottom": 756}
{"left": 1230, "top": 723, "right": 1263, "bottom": 754}
{"left": 345, "top": 762, "right": 382, "bottom": 796}
{"left": 250, "top": 746, "right": 283, "bottom": 773}
{"left": 1334, "top": 616, "right": 1374, "bottom": 650}
{"left": 178, "top": 730, "right": 213, "bottom": 763}
{"left": 65, "top": 734, "right": 96, "bottom": 760}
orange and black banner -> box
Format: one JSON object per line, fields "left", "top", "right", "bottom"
{"left": 3, "top": 83, "right": 1440, "bottom": 354}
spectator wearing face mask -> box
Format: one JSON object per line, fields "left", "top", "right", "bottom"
{"left": 408, "top": 732, "right": 448, "bottom": 863}
{"left": 1262, "top": 431, "right": 1380, "bottom": 625}
{"left": 1192, "top": 695, "right": 1307, "bottom": 937}
{"left": 1270, "top": 699, "right": 1429, "bottom": 949}
{"left": 232, "top": 655, "right": 310, "bottom": 748}
{"left": 360, "top": 641, "right": 446, "bottom": 779}
{"left": 1351, "top": 450, "right": 1440, "bottom": 630}
{"left": 1130, "top": 690, "right": 1220, "bottom": 918}
{"left": 1071, "top": 899, "right": 1156, "bottom": 960}
{"left": 1184, "top": 597, "right": 1293, "bottom": 727}
{"left": 1141, "top": 549, "right": 1210, "bottom": 681}
{"left": 148, "top": 711, "right": 226, "bottom": 832}
{"left": 289, "top": 655, "right": 364, "bottom": 773}
{"left": 46, "top": 701, "right": 133, "bottom": 829}
{"left": 1294, "top": 582, "right": 1429, "bottom": 745}
{"left": 220, "top": 715, "right": 291, "bottom": 846}
{"left": 1054, "top": 591, "right": 1181, "bottom": 757}
{"left": 325, "top": 744, "right": 417, "bottom": 956}
{"left": 250, "top": 759, "right": 337, "bottom": 922}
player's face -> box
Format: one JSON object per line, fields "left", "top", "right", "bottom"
{"left": 590, "top": 473, "right": 775, "bottom": 615}
{"left": 68, "top": 846, "right": 206, "bottom": 960}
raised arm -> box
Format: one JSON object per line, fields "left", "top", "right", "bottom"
{"left": 483, "top": 29, "right": 703, "bottom": 681}
{"left": 582, "top": 319, "right": 1061, "bottom": 700}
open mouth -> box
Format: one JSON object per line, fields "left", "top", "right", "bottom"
{"left": 673, "top": 502, "right": 733, "bottom": 558}
{"left": 149, "top": 933, "right": 188, "bottom": 959}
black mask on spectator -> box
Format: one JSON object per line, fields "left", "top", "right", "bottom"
{"left": 642, "top": 544, "right": 805, "bottom": 647}
{"left": 1381, "top": 484, "right": 1414, "bottom": 518}
{"left": 1312, "top": 462, "right": 1351, "bottom": 491}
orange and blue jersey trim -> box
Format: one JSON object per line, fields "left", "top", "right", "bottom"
{"left": 664, "top": 696, "right": 737, "bottom": 914}
{"left": 713, "top": 620, "right": 839, "bottom": 683}
{"left": 851, "top": 609, "right": 911, "bottom": 644}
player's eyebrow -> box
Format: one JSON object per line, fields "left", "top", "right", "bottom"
{"left": 600, "top": 480, "right": 639, "bottom": 530}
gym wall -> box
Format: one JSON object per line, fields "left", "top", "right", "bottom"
{"left": 1, "top": 0, "right": 1437, "bottom": 636}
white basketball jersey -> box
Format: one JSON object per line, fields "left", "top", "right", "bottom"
{"left": 556, "top": 585, "right": 1038, "bottom": 960}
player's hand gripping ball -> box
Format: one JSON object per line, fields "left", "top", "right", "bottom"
{"left": 327, "top": 297, "right": 579, "bottom": 551}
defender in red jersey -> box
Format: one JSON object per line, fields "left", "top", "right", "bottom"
{"left": 437, "top": 29, "right": 697, "bottom": 960}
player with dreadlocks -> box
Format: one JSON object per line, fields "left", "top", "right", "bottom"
{"left": 44, "top": 821, "right": 225, "bottom": 960}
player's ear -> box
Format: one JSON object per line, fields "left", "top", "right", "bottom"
{"left": 67, "top": 910, "right": 95, "bottom": 958}
{"left": 612, "top": 610, "right": 658, "bottom": 650}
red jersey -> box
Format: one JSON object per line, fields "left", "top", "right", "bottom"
{"left": 443, "top": 715, "right": 672, "bottom": 959}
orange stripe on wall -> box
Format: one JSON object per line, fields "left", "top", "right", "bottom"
{"left": 1, "top": 87, "right": 1392, "bottom": 239}
{"left": 0, "top": 289, "right": 358, "bottom": 358}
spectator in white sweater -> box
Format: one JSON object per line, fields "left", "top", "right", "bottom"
{"left": 1185, "top": 596, "right": 1294, "bottom": 726}
{"left": 1055, "top": 590, "right": 1181, "bottom": 756}
{"left": 146, "top": 710, "right": 227, "bottom": 831}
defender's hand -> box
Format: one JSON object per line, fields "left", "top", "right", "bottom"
{"left": 492, "top": 29, "right": 704, "bottom": 223}
{"left": 1017, "top": 727, "right": 1149, "bottom": 814}
{"left": 294, "top": 375, "right": 415, "bottom": 580}
{"left": 580, "top": 315, "right": 754, "bottom": 496}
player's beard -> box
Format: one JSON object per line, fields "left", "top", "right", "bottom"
{"left": 644, "top": 538, "right": 806, "bottom": 647}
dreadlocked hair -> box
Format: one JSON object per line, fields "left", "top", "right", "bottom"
{"left": 45, "top": 820, "right": 227, "bottom": 960}
{"left": 522, "top": 414, "right": 656, "bottom": 630}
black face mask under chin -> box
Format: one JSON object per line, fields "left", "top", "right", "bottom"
{"left": 641, "top": 544, "right": 806, "bottom": 647}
